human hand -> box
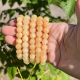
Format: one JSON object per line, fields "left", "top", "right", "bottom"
{"left": 1, "top": 0, "right": 80, "bottom": 79}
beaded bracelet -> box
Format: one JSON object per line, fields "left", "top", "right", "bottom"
{"left": 22, "top": 15, "right": 30, "bottom": 64}
{"left": 16, "top": 15, "right": 49, "bottom": 65}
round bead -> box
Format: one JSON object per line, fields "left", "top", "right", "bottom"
{"left": 36, "top": 37, "right": 42, "bottom": 42}
{"left": 24, "top": 15, "right": 30, "bottom": 20}
{"left": 22, "top": 36, "right": 28, "bottom": 42}
{"left": 31, "top": 18, "right": 37, "bottom": 22}
{"left": 43, "top": 27, "right": 49, "bottom": 33}
{"left": 17, "top": 54, "right": 22, "bottom": 60}
{"left": 23, "top": 20, "right": 29, "bottom": 24}
{"left": 30, "top": 39, "right": 35, "bottom": 44}
{"left": 23, "top": 57, "right": 29, "bottom": 64}
{"left": 37, "top": 21, "right": 43, "bottom": 26}
{"left": 37, "top": 16, "right": 43, "bottom": 21}
{"left": 41, "top": 61, "right": 45, "bottom": 65}
{"left": 16, "top": 39, "right": 22, "bottom": 44}
{"left": 36, "top": 53, "right": 40, "bottom": 57}
{"left": 42, "top": 45, "right": 47, "bottom": 50}
{"left": 37, "top": 26, "right": 43, "bottom": 32}
{"left": 36, "top": 48, "right": 41, "bottom": 53}
{"left": 41, "top": 55, "right": 46, "bottom": 60}
{"left": 30, "top": 22, "right": 36, "bottom": 27}
{"left": 23, "top": 48, "right": 28, "bottom": 53}
{"left": 22, "top": 42, "right": 28, "bottom": 48}
{"left": 17, "top": 22, "right": 23, "bottom": 27}
{"left": 44, "top": 22, "right": 49, "bottom": 27}
{"left": 30, "top": 44, "right": 35, "bottom": 49}
{"left": 23, "top": 25, "right": 29, "bottom": 30}
{"left": 30, "top": 27, "right": 36, "bottom": 33}
{"left": 23, "top": 53, "right": 28, "bottom": 58}
{"left": 30, "top": 50, "right": 35, "bottom": 54}
{"left": 41, "top": 50, "right": 46, "bottom": 54}
{"left": 42, "top": 39, "right": 48, "bottom": 44}
{"left": 36, "top": 57, "right": 40, "bottom": 63}
{"left": 43, "top": 17, "right": 49, "bottom": 22}
{"left": 16, "top": 33, "right": 22, "bottom": 38}
{"left": 30, "top": 59, "right": 35, "bottom": 63}
{"left": 30, "top": 33, "right": 36, "bottom": 38}
{"left": 23, "top": 30, "right": 29, "bottom": 36}
{"left": 17, "top": 27, "right": 22, "bottom": 33}
{"left": 36, "top": 43, "right": 41, "bottom": 48}
{"left": 36, "top": 32, "right": 42, "bottom": 37}
{"left": 16, "top": 44, "right": 21, "bottom": 49}
{"left": 43, "top": 33, "right": 49, "bottom": 39}
{"left": 16, "top": 49, "right": 22, "bottom": 54}
{"left": 18, "top": 15, "right": 24, "bottom": 19}
{"left": 30, "top": 54, "right": 35, "bottom": 59}
{"left": 32, "top": 15, "right": 37, "bottom": 19}
{"left": 17, "top": 17, "right": 23, "bottom": 22}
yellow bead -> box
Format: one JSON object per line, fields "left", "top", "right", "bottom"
{"left": 30, "top": 28, "right": 36, "bottom": 33}
{"left": 36, "top": 43, "right": 41, "bottom": 48}
{"left": 17, "top": 17, "right": 23, "bottom": 22}
{"left": 30, "top": 39, "right": 35, "bottom": 44}
{"left": 30, "top": 54, "right": 35, "bottom": 60}
{"left": 17, "top": 54, "right": 23, "bottom": 60}
{"left": 22, "top": 36, "right": 28, "bottom": 42}
{"left": 31, "top": 18, "right": 37, "bottom": 22}
{"left": 23, "top": 20, "right": 29, "bottom": 24}
{"left": 16, "top": 39, "right": 22, "bottom": 44}
{"left": 36, "top": 48, "right": 41, "bottom": 53}
{"left": 17, "top": 27, "right": 22, "bottom": 32}
{"left": 37, "top": 26, "right": 43, "bottom": 32}
{"left": 17, "top": 22, "right": 23, "bottom": 27}
{"left": 23, "top": 53, "right": 28, "bottom": 58}
{"left": 43, "top": 33, "right": 49, "bottom": 39}
{"left": 43, "top": 17, "right": 49, "bottom": 22}
{"left": 42, "top": 39, "right": 48, "bottom": 44}
{"left": 23, "top": 48, "right": 28, "bottom": 53}
{"left": 18, "top": 15, "right": 24, "bottom": 19}
{"left": 41, "top": 55, "right": 46, "bottom": 60}
{"left": 23, "top": 30, "right": 29, "bottom": 36}
{"left": 36, "top": 57, "right": 40, "bottom": 63}
{"left": 41, "top": 50, "right": 46, "bottom": 54}
{"left": 43, "top": 27, "right": 49, "bottom": 33}
{"left": 36, "top": 32, "right": 42, "bottom": 37}
{"left": 36, "top": 37, "right": 42, "bottom": 42}
{"left": 32, "top": 15, "right": 37, "bottom": 19}
{"left": 30, "top": 50, "right": 35, "bottom": 54}
{"left": 16, "top": 49, "right": 22, "bottom": 54}
{"left": 44, "top": 22, "right": 49, "bottom": 27}
{"left": 42, "top": 45, "right": 47, "bottom": 50}
{"left": 30, "top": 58, "right": 35, "bottom": 63}
{"left": 37, "top": 16, "right": 43, "bottom": 21}
{"left": 30, "top": 22, "right": 36, "bottom": 27}
{"left": 36, "top": 53, "right": 40, "bottom": 57}
{"left": 30, "top": 44, "right": 35, "bottom": 49}
{"left": 16, "top": 44, "right": 21, "bottom": 49}
{"left": 37, "top": 21, "right": 43, "bottom": 26}
{"left": 16, "top": 33, "right": 22, "bottom": 38}
{"left": 41, "top": 61, "right": 45, "bottom": 65}
{"left": 23, "top": 24, "right": 29, "bottom": 30}
{"left": 30, "top": 33, "right": 36, "bottom": 38}
{"left": 23, "top": 57, "right": 29, "bottom": 64}
{"left": 22, "top": 42, "right": 28, "bottom": 48}
{"left": 24, "top": 15, "right": 30, "bottom": 20}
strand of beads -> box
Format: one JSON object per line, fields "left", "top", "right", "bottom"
{"left": 30, "top": 15, "right": 37, "bottom": 63}
{"left": 22, "top": 15, "right": 30, "bottom": 64}
{"left": 41, "top": 17, "right": 49, "bottom": 65}
{"left": 35, "top": 16, "right": 43, "bottom": 64}
{"left": 16, "top": 15, "right": 23, "bottom": 60}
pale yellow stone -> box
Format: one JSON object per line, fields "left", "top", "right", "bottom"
{"left": 32, "top": 15, "right": 37, "bottom": 19}
{"left": 30, "top": 28, "right": 36, "bottom": 33}
{"left": 22, "top": 36, "right": 28, "bottom": 42}
{"left": 36, "top": 43, "right": 41, "bottom": 48}
{"left": 23, "top": 53, "right": 28, "bottom": 58}
{"left": 17, "top": 54, "right": 23, "bottom": 60}
{"left": 37, "top": 26, "right": 43, "bottom": 32}
{"left": 23, "top": 48, "right": 28, "bottom": 53}
{"left": 36, "top": 32, "right": 42, "bottom": 37}
{"left": 30, "top": 33, "right": 36, "bottom": 38}
{"left": 43, "top": 33, "right": 48, "bottom": 39}
{"left": 17, "top": 22, "right": 23, "bottom": 27}
{"left": 17, "top": 17, "right": 23, "bottom": 22}
{"left": 37, "top": 16, "right": 43, "bottom": 21}
{"left": 30, "top": 22, "right": 36, "bottom": 27}
{"left": 30, "top": 39, "right": 35, "bottom": 44}
{"left": 30, "top": 50, "right": 35, "bottom": 54}
{"left": 16, "top": 49, "right": 22, "bottom": 54}
{"left": 22, "top": 42, "right": 28, "bottom": 48}
{"left": 16, "top": 33, "right": 22, "bottom": 38}
{"left": 42, "top": 45, "right": 47, "bottom": 50}
{"left": 36, "top": 37, "right": 42, "bottom": 42}
{"left": 23, "top": 30, "right": 29, "bottom": 36}
{"left": 42, "top": 39, "right": 48, "bottom": 44}
{"left": 30, "top": 44, "right": 35, "bottom": 49}
{"left": 43, "top": 27, "right": 49, "bottom": 33}
{"left": 16, "top": 39, "right": 22, "bottom": 44}
{"left": 36, "top": 48, "right": 41, "bottom": 53}
{"left": 17, "top": 27, "right": 22, "bottom": 32}
{"left": 24, "top": 15, "right": 30, "bottom": 20}
{"left": 23, "top": 24, "right": 29, "bottom": 30}
{"left": 37, "top": 21, "right": 43, "bottom": 26}
{"left": 43, "top": 17, "right": 49, "bottom": 22}
{"left": 44, "top": 22, "right": 49, "bottom": 27}
{"left": 16, "top": 44, "right": 21, "bottom": 49}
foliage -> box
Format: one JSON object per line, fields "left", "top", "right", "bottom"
{"left": 0, "top": 0, "right": 77, "bottom": 80}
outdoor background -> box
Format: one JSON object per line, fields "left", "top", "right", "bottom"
{"left": 0, "top": 0, "right": 79, "bottom": 80}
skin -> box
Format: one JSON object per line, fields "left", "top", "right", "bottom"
{"left": 1, "top": 0, "right": 80, "bottom": 79}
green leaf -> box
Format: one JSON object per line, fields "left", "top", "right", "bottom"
{"left": 2, "top": 0, "right": 7, "bottom": 5}
{"left": 48, "top": 62, "right": 57, "bottom": 75}
{"left": 31, "top": 77, "right": 36, "bottom": 80}
{"left": 61, "top": 71, "right": 69, "bottom": 80}
{"left": 22, "top": 0, "right": 27, "bottom": 5}
{"left": 60, "top": 0, "right": 76, "bottom": 19}
{"left": 75, "top": 14, "right": 78, "bottom": 24}
{"left": 7, "top": 66, "right": 17, "bottom": 80}
{"left": 47, "top": 0, "right": 52, "bottom": 5}
{"left": 37, "top": 70, "right": 44, "bottom": 78}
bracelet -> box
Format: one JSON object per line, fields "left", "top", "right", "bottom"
{"left": 16, "top": 15, "right": 49, "bottom": 65}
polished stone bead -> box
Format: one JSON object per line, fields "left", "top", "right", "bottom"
{"left": 22, "top": 36, "right": 28, "bottom": 42}
{"left": 22, "top": 42, "right": 29, "bottom": 48}
{"left": 16, "top": 49, "right": 22, "bottom": 54}
{"left": 17, "top": 22, "right": 23, "bottom": 27}
{"left": 36, "top": 37, "right": 42, "bottom": 42}
{"left": 23, "top": 24, "right": 29, "bottom": 30}
{"left": 30, "top": 39, "right": 35, "bottom": 44}
{"left": 43, "top": 17, "right": 49, "bottom": 22}
{"left": 30, "top": 33, "right": 36, "bottom": 38}
{"left": 43, "top": 33, "right": 49, "bottom": 39}
{"left": 42, "top": 39, "right": 48, "bottom": 44}
{"left": 16, "top": 44, "right": 22, "bottom": 49}
{"left": 17, "top": 27, "right": 23, "bottom": 33}
{"left": 43, "top": 27, "right": 49, "bottom": 33}
{"left": 37, "top": 26, "right": 43, "bottom": 32}
{"left": 30, "top": 22, "right": 36, "bottom": 27}
{"left": 44, "top": 22, "right": 49, "bottom": 27}
{"left": 30, "top": 44, "right": 35, "bottom": 49}
{"left": 17, "top": 54, "right": 23, "bottom": 60}
{"left": 16, "top": 39, "right": 22, "bottom": 44}
{"left": 36, "top": 43, "right": 41, "bottom": 48}
{"left": 30, "top": 27, "right": 36, "bottom": 33}
{"left": 23, "top": 30, "right": 29, "bottom": 36}
{"left": 16, "top": 33, "right": 22, "bottom": 38}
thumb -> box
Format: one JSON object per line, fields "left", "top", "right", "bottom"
{"left": 75, "top": 0, "right": 80, "bottom": 25}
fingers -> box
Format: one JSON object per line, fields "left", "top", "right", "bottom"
{"left": 75, "top": 0, "right": 80, "bottom": 24}
{"left": 1, "top": 26, "right": 16, "bottom": 36}
{"left": 5, "top": 36, "right": 16, "bottom": 46}
{"left": 9, "top": 20, "right": 17, "bottom": 26}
